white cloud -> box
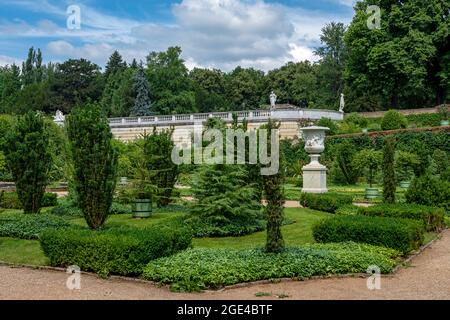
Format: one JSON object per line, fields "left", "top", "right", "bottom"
{"left": 3, "top": 0, "right": 354, "bottom": 71}
{"left": 0, "top": 55, "right": 21, "bottom": 66}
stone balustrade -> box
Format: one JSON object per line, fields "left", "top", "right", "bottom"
{"left": 108, "top": 108, "right": 344, "bottom": 128}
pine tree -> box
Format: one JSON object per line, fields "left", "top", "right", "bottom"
{"left": 262, "top": 119, "right": 285, "bottom": 253}
{"left": 130, "top": 66, "right": 152, "bottom": 116}
{"left": 4, "top": 112, "right": 52, "bottom": 213}
{"left": 66, "top": 102, "right": 118, "bottom": 230}
{"left": 383, "top": 137, "right": 396, "bottom": 204}
{"left": 104, "top": 50, "right": 126, "bottom": 81}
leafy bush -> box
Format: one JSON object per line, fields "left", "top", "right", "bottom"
{"left": 334, "top": 140, "right": 360, "bottom": 184}
{"left": 143, "top": 243, "right": 401, "bottom": 292}
{"left": 40, "top": 222, "right": 192, "bottom": 277}
{"left": 381, "top": 110, "right": 408, "bottom": 130}
{"left": 395, "top": 151, "right": 420, "bottom": 182}
{"left": 344, "top": 112, "right": 368, "bottom": 129}
{"left": 299, "top": 193, "right": 353, "bottom": 213}
{"left": 405, "top": 174, "right": 450, "bottom": 212}
{"left": 353, "top": 149, "right": 382, "bottom": 187}
{"left": 0, "top": 214, "right": 73, "bottom": 239}
{"left": 357, "top": 204, "right": 445, "bottom": 231}
{"left": 4, "top": 112, "right": 52, "bottom": 213}
{"left": 0, "top": 192, "right": 58, "bottom": 209}
{"left": 313, "top": 215, "right": 425, "bottom": 254}
{"left": 335, "top": 204, "right": 359, "bottom": 216}
{"left": 317, "top": 118, "right": 338, "bottom": 135}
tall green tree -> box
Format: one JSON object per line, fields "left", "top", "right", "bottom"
{"left": 104, "top": 50, "right": 127, "bottom": 81}
{"left": 130, "top": 66, "right": 152, "bottom": 116}
{"left": 345, "top": 0, "right": 449, "bottom": 110}
{"left": 382, "top": 137, "right": 396, "bottom": 203}
{"left": 0, "top": 64, "right": 21, "bottom": 113}
{"left": 4, "top": 112, "right": 52, "bottom": 213}
{"left": 101, "top": 68, "right": 136, "bottom": 117}
{"left": 146, "top": 47, "right": 195, "bottom": 114}
{"left": 49, "top": 59, "right": 104, "bottom": 113}
{"left": 315, "top": 22, "right": 347, "bottom": 108}
{"left": 66, "top": 102, "right": 118, "bottom": 230}
{"left": 227, "top": 67, "right": 265, "bottom": 110}
{"left": 262, "top": 120, "right": 285, "bottom": 253}
{"left": 190, "top": 68, "right": 230, "bottom": 112}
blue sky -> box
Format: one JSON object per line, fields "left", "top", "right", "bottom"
{"left": 0, "top": 0, "right": 356, "bottom": 71}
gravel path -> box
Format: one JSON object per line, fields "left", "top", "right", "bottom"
{"left": 1, "top": 230, "right": 449, "bottom": 300}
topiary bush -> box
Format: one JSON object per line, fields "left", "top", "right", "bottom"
{"left": 313, "top": 215, "right": 425, "bottom": 254}
{"left": 299, "top": 193, "right": 353, "bottom": 213}
{"left": 40, "top": 222, "right": 193, "bottom": 277}
{"left": 0, "top": 214, "right": 73, "bottom": 239}
{"left": 357, "top": 204, "right": 445, "bottom": 231}
{"left": 405, "top": 174, "right": 450, "bottom": 212}
{"left": 143, "top": 243, "right": 401, "bottom": 292}
{"left": 381, "top": 110, "right": 408, "bottom": 131}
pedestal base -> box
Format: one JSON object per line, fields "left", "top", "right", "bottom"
{"left": 302, "top": 164, "right": 328, "bottom": 194}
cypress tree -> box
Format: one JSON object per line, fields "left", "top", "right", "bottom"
{"left": 66, "top": 102, "right": 118, "bottom": 230}
{"left": 104, "top": 50, "right": 126, "bottom": 81}
{"left": 383, "top": 136, "right": 396, "bottom": 203}
{"left": 262, "top": 119, "right": 285, "bottom": 253}
{"left": 4, "top": 111, "right": 52, "bottom": 213}
{"left": 130, "top": 66, "right": 152, "bottom": 116}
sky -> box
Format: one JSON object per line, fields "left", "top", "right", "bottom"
{"left": 0, "top": 0, "right": 356, "bottom": 71}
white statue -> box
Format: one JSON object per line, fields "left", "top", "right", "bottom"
{"left": 54, "top": 110, "right": 65, "bottom": 122}
{"left": 339, "top": 93, "right": 345, "bottom": 113}
{"left": 270, "top": 91, "right": 277, "bottom": 109}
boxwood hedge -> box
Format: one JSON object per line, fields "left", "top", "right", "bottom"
{"left": 40, "top": 222, "right": 193, "bottom": 277}
{"left": 357, "top": 204, "right": 445, "bottom": 231}
{"left": 143, "top": 243, "right": 401, "bottom": 292}
{"left": 313, "top": 215, "right": 425, "bottom": 254}
{"left": 299, "top": 193, "right": 353, "bottom": 213}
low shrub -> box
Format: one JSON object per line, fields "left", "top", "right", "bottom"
{"left": 51, "top": 199, "right": 131, "bottom": 217}
{"left": 299, "top": 193, "right": 353, "bottom": 213}
{"left": 381, "top": 110, "right": 408, "bottom": 130}
{"left": 335, "top": 204, "right": 359, "bottom": 216}
{"left": 313, "top": 215, "right": 425, "bottom": 254}
{"left": 405, "top": 174, "right": 450, "bottom": 212}
{"left": 142, "top": 243, "right": 401, "bottom": 292}
{"left": 0, "top": 214, "right": 73, "bottom": 239}
{"left": 40, "top": 222, "right": 193, "bottom": 277}
{"left": 0, "top": 192, "right": 58, "bottom": 209}
{"left": 357, "top": 204, "right": 445, "bottom": 231}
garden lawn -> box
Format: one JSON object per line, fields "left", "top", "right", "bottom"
{"left": 193, "top": 208, "right": 330, "bottom": 249}
{"left": 0, "top": 237, "right": 48, "bottom": 266}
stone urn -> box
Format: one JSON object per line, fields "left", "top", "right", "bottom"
{"left": 301, "top": 126, "right": 329, "bottom": 193}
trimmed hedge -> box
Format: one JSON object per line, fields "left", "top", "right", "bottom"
{"left": 143, "top": 243, "right": 401, "bottom": 292}
{"left": 313, "top": 215, "right": 425, "bottom": 254}
{"left": 40, "top": 222, "right": 193, "bottom": 277}
{"left": 299, "top": 193, "right": 353, "bottom": 213}
{"left": 0, "top": 214, "right": 73, "bottom": 239}
{"left": 357, "top": 204, "right": 445, "bottom": 232}
{"left": 0, "top": 191, "right": 58, "bottom": 209}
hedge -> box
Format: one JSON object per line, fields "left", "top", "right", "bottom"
{"left": 299, "top": 193, "right": 353, "bottom": 213}
{"left": 0, "top": 214, "right": 73, "bottom": 239}
{"left": 40, "top": 222, "right": 193, "bottom": 277}
{"left": 143, "top": 243, "right": 401, "bottom": 292}
{"left": 313, "top": 215, "right": 425, "bottom": 254}
{"left": 357, "top": 204, "right": 445, "bottom": 232}
{"left": 0, "top": 191, "right": 58, "bottom": 209}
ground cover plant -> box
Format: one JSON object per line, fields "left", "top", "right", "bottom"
{"left": 143, "top": 243, "right": 402, "bottom": 292}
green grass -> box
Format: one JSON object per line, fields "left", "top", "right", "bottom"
{"left": 193, "top": 208, "right": 330, "bottom": 249}
{"left": 70, "top": 211, "right": 185, "bottom": 228}
{"left": 0, "top": 237, "right": 49, "bottom": 266}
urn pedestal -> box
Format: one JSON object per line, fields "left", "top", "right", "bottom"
{"left": 300, "top": 126, "right": 329, "bottom": 194}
